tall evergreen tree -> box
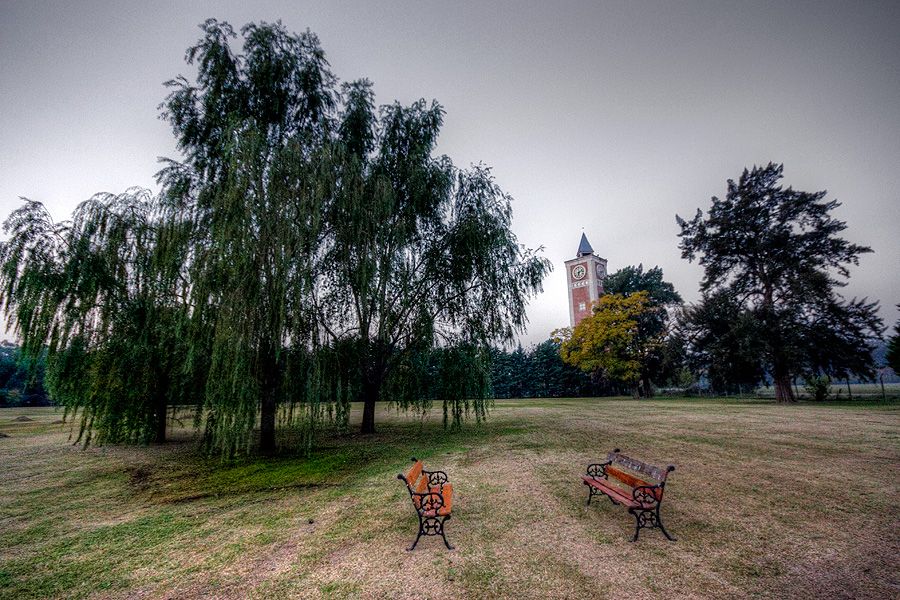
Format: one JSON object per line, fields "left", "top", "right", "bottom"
{"left": 679, "top": 291, "right": 766, "bottom": 393}
{"left": 677, "top": 163, "right": 883, "bottom": 401}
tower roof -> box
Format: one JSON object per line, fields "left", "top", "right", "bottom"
{"left": 576, "top": 233, "right": 594, "bottom": 257}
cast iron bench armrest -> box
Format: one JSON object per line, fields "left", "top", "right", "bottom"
{"left": 632, "top": 484, "right": 663, "bottom": 508}
{"left": 586, "top": 447, "right": 621, "bottom": 479}
{"left": 410, "top": 490, "right": 446, "bottom": 515}
{"left": 586, "top": 462, "right": 611, "bottom": 479}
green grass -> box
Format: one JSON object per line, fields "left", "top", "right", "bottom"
{"left": 1, "top": 398, "right": 899, "bottom": 598}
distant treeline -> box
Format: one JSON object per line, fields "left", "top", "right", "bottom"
{"left": 490, "top": 338, "right": 897, "bottom": 400}
{"left": 0, "top": 341, "right": 49, "bottom": 407}
{"left": 489, "top": 341, "right": 601, "bottom": 399}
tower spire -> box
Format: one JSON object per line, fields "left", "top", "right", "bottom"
{"left": 577, "top": 232, "right": 594, "bottom": 256}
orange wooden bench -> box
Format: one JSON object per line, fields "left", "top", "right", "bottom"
{"left": 397, "top": 457, "right": 454, "bottom": 550}
{"left": 582, "top": 448, "right": 676, "bottom": 542}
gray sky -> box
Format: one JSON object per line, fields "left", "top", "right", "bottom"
{"left": 2, "top": 0, "right": 898, "bottom": 346}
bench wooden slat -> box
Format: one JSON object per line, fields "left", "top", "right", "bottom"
{"left": 605, "top": 466, "right": 663, "bottom": 501}
{"left": 607, "top": 451, "right": 669, "bottom": 482}
{"left": 605, "top": 466, "right": 651, "bottom": 490}
{"left": 581, "top": 476, "right": 638, "bottom": 507}
{"left": 405, "top": 460, "right": 424, "bottom": 486}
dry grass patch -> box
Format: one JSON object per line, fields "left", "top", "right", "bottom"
{"left": 1, "top": 398, "right": 898, "bottom": 599}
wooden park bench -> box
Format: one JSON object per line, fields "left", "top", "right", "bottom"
{"left": 582, "top": 449, "right": 676, "bottom": 542}
{"left": 397, "top": 457, "right": 454, "bottom": 550}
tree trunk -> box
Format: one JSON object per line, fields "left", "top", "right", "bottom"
{"left": 360, "top": 341, "right": 388, "bottom": 434}
{"left": 154, "top": 394, "right": 167, "bottom": 444}
{"left": 259, "top": 351, "right": 278, "bottom": 456}
{"left": 773, "top": 367, "right": 795, "bottom": 402}
{"left": 361, "top": 376, "right": 379, "bottom": 434}
{"left": 152, "top": 364, "right": 168, "bottom": 443}
{"left": 260, "top": 387, "right": 276, "bottom": 455}
{"left": 631, "top": 384, "right": 640, "bottom": 399}
{"left": 641, "top": 376, "right": 654, "bottom": 398}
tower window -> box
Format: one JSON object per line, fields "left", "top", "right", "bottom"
{"left": 578, "top": 302, "right": 586, "bottom": 311}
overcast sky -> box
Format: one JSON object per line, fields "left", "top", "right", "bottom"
{"left": 1, "top": 0, "right": 898, "bottom": 346}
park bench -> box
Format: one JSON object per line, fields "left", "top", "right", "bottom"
{"left": 397, "top": 457, "right": 454, "bottom": 550}
{"left": 582, "top": 448, "right": 676, "bottom": 542}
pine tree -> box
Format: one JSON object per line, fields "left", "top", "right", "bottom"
{"left": 677, "top": 163, "right": 883, "bottom": 401}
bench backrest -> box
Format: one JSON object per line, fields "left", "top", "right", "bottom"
{"left": 606, "top": 450, "right": 673, "bottom": 483}
{"left": 402, "top": 460, "right": 424, "bottom": 489}
{"left": 605, "top": 450, "right": 674, "bottom": 501}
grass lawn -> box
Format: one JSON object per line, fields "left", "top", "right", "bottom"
{"left": 1, "top": 398, "right": 898, "bottom": 599}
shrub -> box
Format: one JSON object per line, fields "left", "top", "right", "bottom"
{"left": 804, "top": 374, "right": 832, "bottom": 401}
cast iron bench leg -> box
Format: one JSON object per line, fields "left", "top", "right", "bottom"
{"left": 407, "top": 518, "right": 425, "bottom": 551}
{"left": 440, "top": 515, "right": 454, "bottom": 550}
{"left": 629, "top": 507, "right": 676, "bottom": 542}
{"left": 657, "top": 512, "right": 677, "bottom": 542}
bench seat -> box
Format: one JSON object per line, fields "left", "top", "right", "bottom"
{"left": 581, "top": 476, "right": 639, "bottom": 508}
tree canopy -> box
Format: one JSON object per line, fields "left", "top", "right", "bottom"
{"left": 0, "top": 18, "right": 548, "bottom": 456}
{"left": 557, "top": 292, "right": 660, "bottom": 398}
{"left": 0, "top": 341, "right": 49, "bottom": 407}
{"left": 319, "top": 87, "right": 550, "bottom": 433}
{"left": 678, "top": 290, "right": 766, "bottom": 393}
{"left": 489, "top": 340, "right": 598, "bottom": 399}
{"left": 677, "top": 163, "right": 883, "bottom": 401}
{"left": 603, "top": 264, "right": 682, "bottom": 395}
{"left": 0, "top": 190, "right": 193, "bottom": 443}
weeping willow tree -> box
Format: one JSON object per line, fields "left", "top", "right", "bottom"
{"left": 1, "top": 19, "right": 547, "bottom": 456}
{"left": 0, "top": 189, "right": 193, "bottom": 444}
{"left": 318, "top": 80, "right": 550, "bottom": 433}
{"left": 157, "top": 19, "right": 349, "bottom": 456}
{"left": 158, "top": 19, "right": 549, "bottom": 447}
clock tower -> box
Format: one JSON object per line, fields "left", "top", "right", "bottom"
{"left": 565, "top": 233, "right": 608, "bottom": 327}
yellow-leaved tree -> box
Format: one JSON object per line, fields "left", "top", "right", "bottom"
{"left": 554, "top": 291, "right": 662, "bottom": 398}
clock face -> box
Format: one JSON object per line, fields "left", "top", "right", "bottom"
{"left": 596, "top": 263, "right": 605, "bottom": 277}
{"left": 572, "top": 265, "right": 586, "bottom": 280}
